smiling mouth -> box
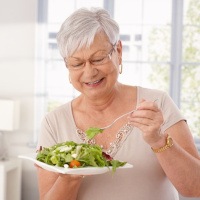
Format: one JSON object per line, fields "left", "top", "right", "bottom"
{"left": 86, "top": 78, "right": 104, "bottom": 85}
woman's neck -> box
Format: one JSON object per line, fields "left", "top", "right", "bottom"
{"left": 81, "top": 82, "right": 123, "bottom": 112}
{"left": 72, "top": 84, "right": 137, "bottom": 130}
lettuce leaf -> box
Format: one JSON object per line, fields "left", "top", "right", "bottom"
{"left": 85, "top": 127, "right": 103, "bottom": 139}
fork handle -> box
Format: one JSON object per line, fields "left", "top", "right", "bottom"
{"left": 101, "top": 109, "right": 136, "bottom": 130}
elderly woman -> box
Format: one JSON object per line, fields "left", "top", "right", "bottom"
{"left": 36, "top": 7, "right": 200, "bottom": 200}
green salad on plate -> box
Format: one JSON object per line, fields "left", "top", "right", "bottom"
{"left": 36, "top": 141, "right": 126, "bottom": 172}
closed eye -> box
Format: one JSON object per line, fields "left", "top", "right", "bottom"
{"left": 91, "top": 57, "right": 106, "bottom": 64}
{"left": 71, "top": 62, "right": 84, "bottom": 68}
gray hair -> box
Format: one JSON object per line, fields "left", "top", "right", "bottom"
{"left": 56, "top": 7, "right": 119, "bottom": 58}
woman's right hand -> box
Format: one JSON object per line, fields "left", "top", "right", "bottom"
{"left": 128, "top": 99, "right": 165, "bottom": 147}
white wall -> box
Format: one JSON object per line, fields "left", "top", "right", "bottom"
{"left": 0, "top": 0, "right": 39, "bottom": 199}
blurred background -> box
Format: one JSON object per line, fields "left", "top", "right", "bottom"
{"left": 0, "top": 0, "right": 199, "bottom": 199}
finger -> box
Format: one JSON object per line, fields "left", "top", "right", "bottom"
{"left": 130, "top": 109, "right": 158, "bottom": 120}
{"left": 130, "top": 117, "right": 161, "bottom": 134}
{"left": 128, "top": 109, "right": 163, "bottom": 128}
{"left": 129, "top": 115, "right": 155, "bottom": 126}
{"left": 136, "top": 99, "right": 146, "bottom": 109}
{"left": 137, "top": 99, "right": 159, "bottom": 111}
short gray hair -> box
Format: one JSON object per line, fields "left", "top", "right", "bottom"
{"left": 56, "top": 7, "right": 119, "bottom": 58}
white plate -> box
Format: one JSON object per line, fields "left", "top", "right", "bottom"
{"left": 18, "top": 153, "right": 133, "bottom": 175}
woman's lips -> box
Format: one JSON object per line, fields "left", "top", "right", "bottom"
{"left": 85, "top": 78, "right": 104, "bottom": 87}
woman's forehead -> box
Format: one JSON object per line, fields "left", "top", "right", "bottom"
{"left": 69, "top": 34, "right": 111, "bottom": 58}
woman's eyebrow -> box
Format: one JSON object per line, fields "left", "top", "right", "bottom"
{"left": 69, "top": 49, "right": 108, "bottom": 60}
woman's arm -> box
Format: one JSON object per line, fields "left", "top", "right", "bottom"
{"left": 37, "top": 166, "right": 83, "bottom": 200}
{"left": 129, "top": 100, "right": 200, "bottom": 197}
{"left": 154, "top": 121, "right": 200, "bottom": 197}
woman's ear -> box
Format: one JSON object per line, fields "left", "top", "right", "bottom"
{"left": 116, "top": 40, "right": 122, "bottom": 54}
{"left": 116, "top": 40, "right": 122, "bottom": 63}
{"left": 115, "top": 40, "right": 123, "bottom": 74}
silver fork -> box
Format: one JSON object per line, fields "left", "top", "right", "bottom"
{"left": 99, "top": 109, "right": 136, "bottom": 130}
{"left": 99, "top": 99, "right": 159, "bottom": 131}
{"left": 85, "top": 99, "right": 158, "bottom": 139}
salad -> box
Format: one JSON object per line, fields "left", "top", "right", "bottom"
{"left": 85, "top": 127, "right": 103, "bottom": 139}
{"left": 36, "top": 141, "right": 126, "bottom": 172}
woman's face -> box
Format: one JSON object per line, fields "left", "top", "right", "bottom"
{"left": 66, "top": 33, "right": 122, "bottom": 99}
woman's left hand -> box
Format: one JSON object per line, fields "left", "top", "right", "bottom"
{"left": 128, "top": 99, "right": 165, "bottom": 146}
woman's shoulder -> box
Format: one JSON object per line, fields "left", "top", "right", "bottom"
{"left": 137, "top": 86, "right": 168, "bottom": 101}
{"left": 44, "top": 101, "right": 72, "bottom": 119}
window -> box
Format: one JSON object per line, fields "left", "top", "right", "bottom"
{"left": 34, "top": 0, "right": 200, "bottom": 146}
{"left": 181, "top": 0, "right": 200, "bottom": 142}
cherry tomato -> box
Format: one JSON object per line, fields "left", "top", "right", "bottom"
{"left": 69, "top": 160, "right": 81, "bottom": 168}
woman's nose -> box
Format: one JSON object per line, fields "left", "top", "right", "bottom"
{"left": 84, "top": 61, "right": 99, "bottom": 76}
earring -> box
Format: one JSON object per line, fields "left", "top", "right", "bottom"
{"left": 119, "top": 64, "right": 123, "bottom": 74}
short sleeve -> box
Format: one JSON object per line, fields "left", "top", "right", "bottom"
{"left": 160, "top": 92, "right": 185, "bottom": 133}
{"left": 137, "top": 86, "right": 186, "bottom": 134}
{"left": 36, "top": 115, "right": 57, "bottom": 150}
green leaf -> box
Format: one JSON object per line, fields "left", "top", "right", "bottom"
{"left": 109, "top": 160, "right": 127, "bottom": 172}
{"left": 85, "top": 127, "right": 103, "bottom": 139}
